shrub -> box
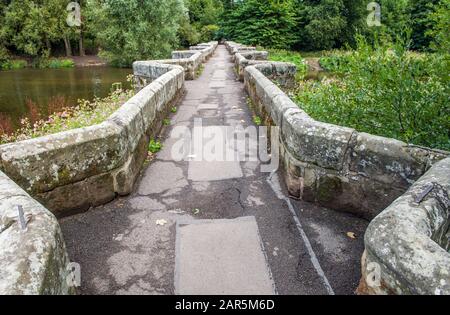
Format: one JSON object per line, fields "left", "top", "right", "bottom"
{"left": 268, "top": 49, "right": 308, "bottom": 79}
{"left": 200, "top": 24, "right": 219, "bottom": 42}
{"left": 1, "top": 59, "right": 27, "bottom": 70}
{"left": 221, "top": 0, "right": 297, "bottom": 49}
{"left": 47, "top": 59, "right": 75, "bottom": 69}
{"left": 292, "top": 36, "right": 450, "bottom": 151}
{"left": 319, "top": 51, "right": 352, "bottom": 73}
{"left": 148, "top": 140, "right": 162, "bottom": 153}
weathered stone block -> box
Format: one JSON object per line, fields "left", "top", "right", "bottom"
{"left": 254, "top": 62, "right": 297, "bottom": 88}
{"left": 113, "top": 133, "right": 150, "bottom": 196}
{"left": 108, "top": 101, "right": 145, "bottom": 155}
{"left": 0, "top": 171, "right": 74, "bottom": 295}
{"left": 0, "top": 121, "right": 125, "bottom": 195}
{"left": 128, "top": 85, "right": 157, "bottom": 131}
{"left": 36, "top": 172, "right": 116, "bottom": 217}
{"left": 269, "top": 94, "right": 300, "bottom": 127}
{"left": 350, "top": 132, "right": 431, "bottom": 189}
{"left": 359, "top": 157, "right": 450, "bottom": 295}
{"left": 281, "top": 113, "right": 355, "bottom": 171}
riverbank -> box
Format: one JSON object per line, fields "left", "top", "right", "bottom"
{"left": 0, "top": 55, "right": 108, "bottom": 71}
{"left": 0, "top": 66, "right": 132, "bottom": 133}
{"left": 71, "top": 55, "right": 107, "bottom": 67}
{"left": 0, "top": 86, "right": 134, "bottom": 144}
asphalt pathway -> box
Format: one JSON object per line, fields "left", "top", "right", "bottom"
{"left": 60, "top": 45, "right": 368, "bottom": 295}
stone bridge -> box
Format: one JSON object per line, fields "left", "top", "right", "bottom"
{"left": 0, "top": 42, "right": 448, "bottom": 295}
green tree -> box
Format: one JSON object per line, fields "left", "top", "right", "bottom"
{"left": 407, "top": 0, "right": 439, "bottom": 50}
{"left": 289, "top": 0, "right": 366, "bottom": 51}
{"left": 178, "top": 13, "right": 201, "bottom": 47}
{"left": 88, "top": 0, "right": 186, "bottom": 67}
{"left": 302, "top": 0, "right": 347, "bottom": 50}
{"left": 427, "top": 0, "right": 450, "bottom": 53}
{"left": 180, "top": 0, "right": 223, "bottom": 43}
{"left": 0, "top": 1, "right": 9, "bottom": 63}
{"left": 221, "top": 0, "right": 297, "bottom": 49}
{"left": 188, "top": 0, "right": 223, "bottom": 25}
{"left": 1, "top": 0, "right": 77, "bottom": 59}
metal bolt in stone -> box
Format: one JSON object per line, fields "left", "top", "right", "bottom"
{"left": 414, "top": 183, "right": 434, "bottom": 204}
{"left": 17, "top": 205, "right": 27, "bottom": 231}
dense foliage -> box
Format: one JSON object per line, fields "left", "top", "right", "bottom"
{"left": 0, "top": 0, "right": 223, "bottom": 67}
{"left": 267, "top": 48, "right": 308, "bottom": 79}
{"left": 221, "top": 0, "right": 448, "bottom": 52}
{"left": 427, "top": 0, "right": 450, "bottom": 53}
{"left": 292, "top": 37, "right": 450, "bottom": 150}
{"left": 87, "top": 0, "right": 186, "bottom": 67}
{"left": 221, "top": 0, "right": 297, "bottom": 49}
{"left": 1, "top": 1, "right": 448, "bottom": 65}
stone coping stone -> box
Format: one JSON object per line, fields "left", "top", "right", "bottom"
{"left": 0, "top": 170, "right": 74, "bottom": 295}
{"left": 359, "top": 157, "right": 450, "bottom": 295}
{"left": 148, "top": 42, "right": 218, "bottom": 80}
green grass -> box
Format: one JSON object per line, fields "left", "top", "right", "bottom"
{"left": 266, "top": 48, "right": 308, "bottom": 80}
{"left": 253, "top": 116, "right": 262, "bottom": 126}
{"left": 1, "top": 59, "right": 27, "bottom": 70}
{"left": 46, "top": 58, "right": 75, "bottom": 69}
{"left": 195, "top": 64, "right": 205, "bottom": 77}
{"left": 148, "top": 139, "right": 162, "bottom": 153}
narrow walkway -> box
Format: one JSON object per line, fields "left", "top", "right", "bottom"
{"left": 60, "top": 46, "right": 368, "bottom": 295}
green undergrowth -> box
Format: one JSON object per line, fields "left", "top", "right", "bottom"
{"left": 0, "top": 87, "right": 134, "bottom": 144}
{"left": 0, "top": 59, "right": 27, "bottom": 70}
{"left": 266, "top": 48, "right": 308, "bottom": 80}
{"left": 290, "top": 36, "right": 449, "bottom": 151}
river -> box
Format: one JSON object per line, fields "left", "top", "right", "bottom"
{"left": 0, "top": 66, "right": 132, "bottom": 132}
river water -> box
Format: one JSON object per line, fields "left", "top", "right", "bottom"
{"left": 0, "top": 66, "right": 132, "bottom": 132}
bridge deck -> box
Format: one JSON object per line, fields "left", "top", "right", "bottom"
{"left": 60, "top": 45, "right": 368, "bottom": 295}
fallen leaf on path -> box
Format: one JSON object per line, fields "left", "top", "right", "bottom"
{"left": 156, "top": 219, "right": 168, "bottom": 226}
{"left": 347, "top": 232, "right": 356, "bottom": 239}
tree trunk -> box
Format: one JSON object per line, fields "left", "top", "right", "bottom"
{"left": 78, "top": 0, "right": 86, "bottom": 56}
{"left": 64, "top": 36, "right": 72, "bottom": 57}
{"left": 45, "top": 37, "right": 51, "bottom": 55}
{"left": 79, "top": 33, "right": 85, "bottom": 56}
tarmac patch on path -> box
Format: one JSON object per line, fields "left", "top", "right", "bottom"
{"left": 175, "top": 216, "right": 276, "bottom": 295}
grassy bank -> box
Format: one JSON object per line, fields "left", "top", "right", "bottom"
{"left": 0, "top": 58, "right": 75, "bottom": 70}
{"left": 0, "top": 86, "right": 134, "bottom": 144}
{"left": 0, "top": 59, "right": 27, "bottom": 70}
